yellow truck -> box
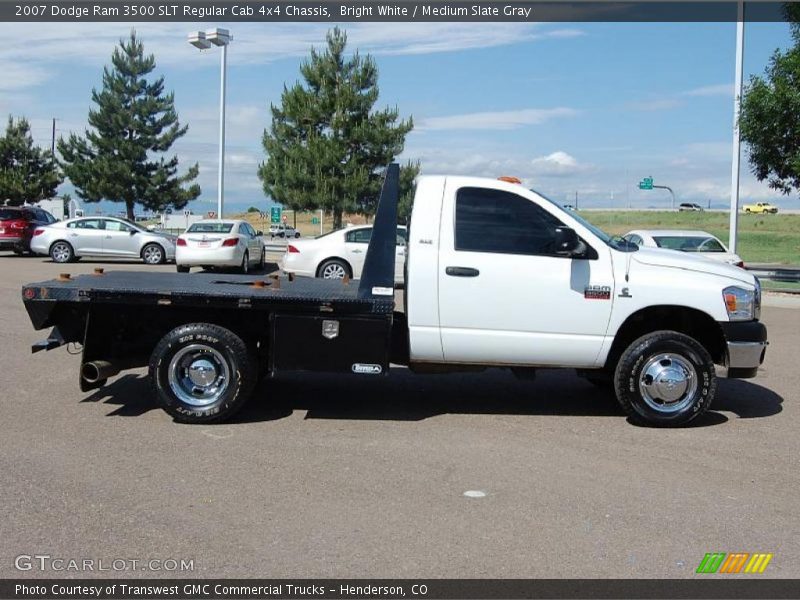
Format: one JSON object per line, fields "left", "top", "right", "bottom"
{"left": 743, "top": 202, "right": 778, "bottom": 214}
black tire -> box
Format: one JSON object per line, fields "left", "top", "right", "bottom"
{"left": 50, "top": 240, "right": 74, "bottom": 263}
{"left": 149, "top": 323, "right": 256, "bottom": 424}
{"left": 141, "top": 243, "right": 166, "bottom": 265}
{"left": 294, "top": 232, "right": 301, "bottom": 238}
{"left": 614, "top": 330, "right": 716, "bottom": 427}
{"left": 317, "top": 258, "right": 351, "bottom": 280}
{"left": 259, "top": 249, "right": 266, "bottom": 271}
{"left": 241, "top": 251, "right": 250, "bottom": 274}
{"left": 176, "top": 265, "right": 190, "bottom": 273}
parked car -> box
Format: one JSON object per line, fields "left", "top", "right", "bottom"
{"left": 176, "top": 220, "right": 265, "bottom": 273}
{"left": 622, "top": 229, "right": 744, "bottom": 267}
{"left": 30, "top": 216, "right": 176, "bottom": 264}
{"left": 0, "top": 206, "right": 57, "bottom": 254}
{"left": 281, "top": 225, "right": 407, "bottom": 284}
{"left": 269, "top": 223, "right": 300, "bottom": 238}
{"left": 743, "top": 202, "right": 778, "bottom": 214}
{"left": 678, "top": 203, "right": 704, "bottom": 212}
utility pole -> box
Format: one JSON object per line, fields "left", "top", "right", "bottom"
{"left": 729, "top": 0, "right": 745, "bottom": 253}
{"left": 575, "top": 191, "right": 579, "bottom": 210}
{"left": 50, "top": 118, "right": 57, "bottom": 155}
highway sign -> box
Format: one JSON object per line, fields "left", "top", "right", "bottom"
{"left": 639, "top": 177, "right": 654, "bottom": 190}
{"left": 270, "top": 206, "right": 282, "bottom": 224}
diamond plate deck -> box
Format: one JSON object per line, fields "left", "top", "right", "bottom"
{"left": 22, "top": 271, "right": 395, "bottom": 315}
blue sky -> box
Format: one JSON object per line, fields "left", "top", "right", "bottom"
{"left": 1, "top": 20, "right": 796, "bottom": 214}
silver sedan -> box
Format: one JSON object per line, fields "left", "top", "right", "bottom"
{"left": 30, "top": 217, "right": 177, "bottom": 264}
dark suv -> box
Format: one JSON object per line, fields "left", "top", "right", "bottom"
{"left": 0, "top": 206, "right": 58, "bottom": 254}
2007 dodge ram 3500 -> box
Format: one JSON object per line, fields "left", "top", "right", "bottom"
{"left": 22, "top": 164, "right": 767, "bottom": 427}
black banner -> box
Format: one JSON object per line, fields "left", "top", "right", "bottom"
{"left": 1, "top": 1, "right": 797, "bottom": 23}
{"left": 3, "top": 579, "right": 800, "bottom": 600}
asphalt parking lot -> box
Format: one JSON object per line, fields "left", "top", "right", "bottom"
{"left": 1, "top": 253, "right": 798, "bottom": 579}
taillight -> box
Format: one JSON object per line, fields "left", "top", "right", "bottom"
{"left": 33, "top": 228, "right": 44, "bottom": 236}
{"left": 222, "top": 238, "right": 239, "bottom": 247}
{"left": 287, "top": 244, "right": 300, "bottom": 253}
{"left": 176, "top": 238, "right": 187, "bottom": 246}
{"left": 8, "top": 219, "right": 28, "bottom": 230}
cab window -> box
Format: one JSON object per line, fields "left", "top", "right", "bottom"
{"left": 455, "top": 187, "right": 563, "bottom": 256}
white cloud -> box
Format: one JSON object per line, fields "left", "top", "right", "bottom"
{"left": 682, "top": 83, "right": 733, "bottom": 97}
{"left": 530, "top": 151, "right": 595, "bottom": 177}
{"left": 418, "top": 107, "right": 578, "bottom": 131}
{"left": 0, "top": 23, "right": 583, "bottom": 90}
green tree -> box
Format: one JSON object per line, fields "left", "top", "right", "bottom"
{"left": 0, "top": 116, "right": 63, "bottom": 205}
{"left": 740, "top": 8, "right": 800, "bottom": 195}
{"left": 259, "top": 27, "right": 413, "bottom": 229}
{"left": 398, "top": 160, "right": 421, "bottom": 223}
{"left": 59, "top": 31, "right": 199, "bottom": 220}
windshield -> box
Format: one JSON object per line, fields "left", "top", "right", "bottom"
{"left": 653, "top": 236, "right": 725, "bottom": 253}
{"left": 187, "top": 222, "right": 234, "bottom": 234}
{"left": 533, "top": 189, "right": 637, "bottom": 252}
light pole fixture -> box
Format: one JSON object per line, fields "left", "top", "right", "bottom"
{"left": 188, "top": 28, "right": 232, "bottom": 219}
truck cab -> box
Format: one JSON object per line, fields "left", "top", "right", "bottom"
{"left": 404, "top": 175, "right": 766, "bottom": 424}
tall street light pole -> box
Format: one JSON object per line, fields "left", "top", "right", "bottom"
{"left": 729, "top": 1, "right": 745, "bottom": 253}
{"left": 188, "top": 28, "right": 232, "bottom": 219}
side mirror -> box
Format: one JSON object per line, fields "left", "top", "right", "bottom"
{"left": 554, "top": 226, "right": 580, "bottom": 256}
{"left": 256, "top": 230, "right": 263, "bottom": 236}
{"left": 129, "top": 229, "right": 137, "bottom": 235}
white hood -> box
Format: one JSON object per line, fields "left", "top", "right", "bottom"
{"left": 632, "top": 247, "right": 755, "bottom": 286}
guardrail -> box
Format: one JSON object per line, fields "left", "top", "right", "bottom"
{"left": 746, "top": 267, "right": 800, "bottom": 283}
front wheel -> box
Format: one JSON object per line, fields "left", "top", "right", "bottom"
{"left": 241, "top": 251, "right": 250, "bottom": 274}
{"left": 176, "top": 265, "right": 190, "bottom": 273}
{"left": 149, "top": 323, "right": 256, "bottom": 423}
{"left": 614, "top": 331, "right": 716, "bottom": 427}
{"left": 259, "top": 249, "right": 266, "bottom": 271}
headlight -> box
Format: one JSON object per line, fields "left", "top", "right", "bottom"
{"left": 723, "top": 286, "right": 755, "bottom": 321}
{"left": 754, "top": 277, "right": 761, "bottom": 319}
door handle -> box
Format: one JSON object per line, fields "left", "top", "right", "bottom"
{"left": 446, "top": 266, "right": 480, "bottom": 277}
{"left": 352, "top": 249, "right": 363, "bottom": 254}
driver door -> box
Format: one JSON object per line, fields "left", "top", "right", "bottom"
{"left": 436, "top": 183, "right": 615, "bottom": 367}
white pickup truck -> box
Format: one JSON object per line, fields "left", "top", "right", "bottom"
{"left": 22, "top": 164, "right": 767, "bottom": 427}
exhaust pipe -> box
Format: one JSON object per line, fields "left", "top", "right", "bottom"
{"left": 81, "top": 360, "right": 121, "bottom": 384}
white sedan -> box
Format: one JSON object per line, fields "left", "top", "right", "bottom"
{"left": 281, "top": 225, "right": 407, "bottom": 284}
{"left": 622, "top": 229, "right": 744, "bottom": 267}
{"left": 176, "top": 220, "right": 265, "bottom": 273}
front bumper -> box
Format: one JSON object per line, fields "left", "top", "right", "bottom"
{"left": 720, "top": 321, "right": 768, "bottom": 379}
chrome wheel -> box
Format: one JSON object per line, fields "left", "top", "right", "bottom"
{"left": 321, "top": 262, "right": 347, "bottom": 279}
{"left": 167, "top": 344, "right": 230, "bottom": 407}
{"left": 142, "top": 244, "right": 163, "bottom": 264}
{"left": 638, "top": 353, "right": 698, "bottom": 414}
{"left": 51, "top": 242, "right": 72, "bottom": 263}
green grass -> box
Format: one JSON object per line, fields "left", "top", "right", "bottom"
{"left": 578, "top": 211, "right": 800, "bottom": 265}
{"left": 761, "top": 279, "right": 800, "bottom": 292}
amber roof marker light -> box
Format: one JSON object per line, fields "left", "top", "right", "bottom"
{"left": 497, "top": 176, "right": 522, "bottom": 184}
